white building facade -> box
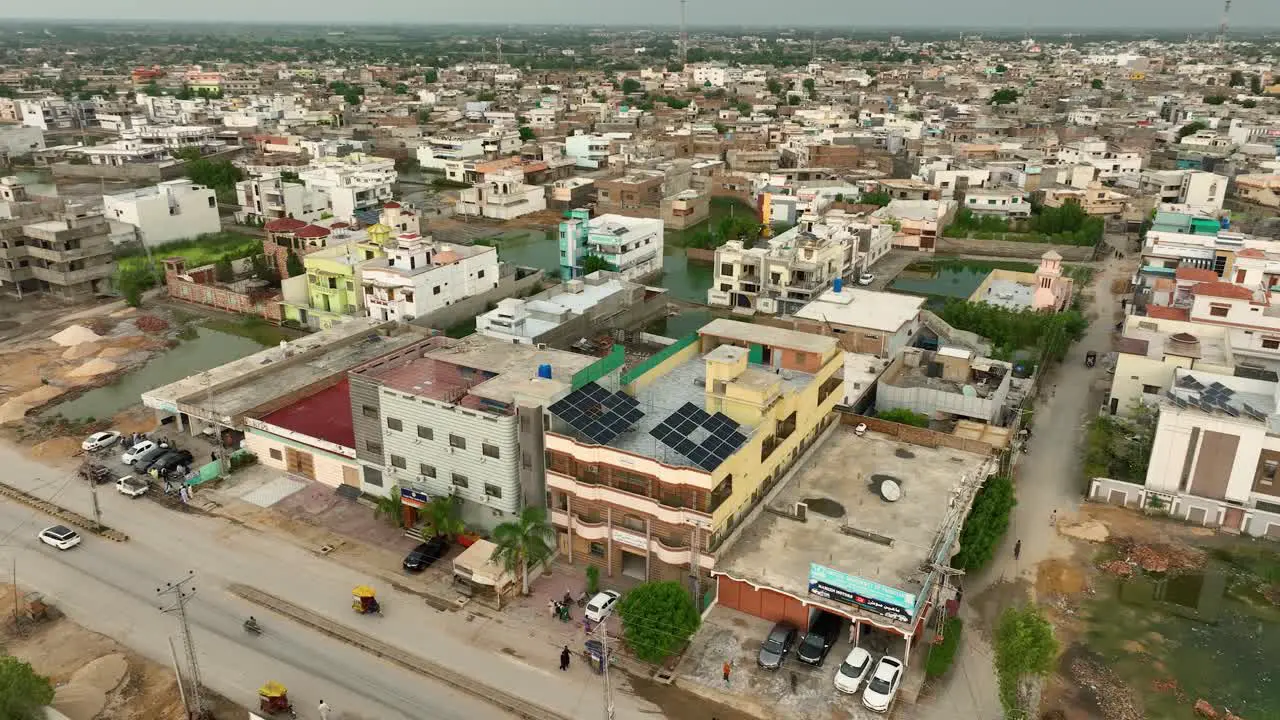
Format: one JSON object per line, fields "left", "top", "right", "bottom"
{"left": 103, "top": 179, "right": 221, "bottom": 247}
{"left": 361, "top": 234, "right": 500, "bottom": 322}
{"left": 299, "top": 154, "right": 397, "bottom": 223}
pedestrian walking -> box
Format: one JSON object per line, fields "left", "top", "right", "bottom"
{"left": 722, "top": 660, "right": 732, "bottom": 687}
{"left": 548, "top": 599, "right": 557, "bottom": 618}
{"left": 1014, "top": 539, "right": 1022, "bottom": 560}
{"left": 211, "top": 450, "right": 218, "bottom": 463}
{"left": 318, "top": 699, "right": 332, "bottom": 720}
{"left": 1050, "top": 508, "right": 1058, "bottom": 527}
{"left": 560, "top": 645, "right": 571, "bottom": 671}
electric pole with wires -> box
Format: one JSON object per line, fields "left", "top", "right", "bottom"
{"left": 597, "top": 620, "right": 615, "bottom": 720}
{"left": 157, "top": 570, "right": 206, "bottom": 719}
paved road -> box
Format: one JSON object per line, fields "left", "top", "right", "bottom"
{"left": 912, "top": 239, "right": 1129, "bottom": 719}
{"left": 0, "top": 442, "right": 628, "bottom": 720}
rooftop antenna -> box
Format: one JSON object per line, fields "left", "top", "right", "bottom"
{"left": 679, "top": 0, "right": 688, "bottom": 67}
{"left": 496, "top": 36, "right": 504, "bottom": 66}
{"left": 1216, "top": 0, "right": 1231, "bottom": 47}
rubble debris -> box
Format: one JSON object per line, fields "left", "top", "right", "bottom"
{"left": 1069, "top": 656, "right": 1144, "bottom": 720}
{"left": 1195, "top": 699, "right": 1218, "bottom": 718}
{"left": 134, "top": 315, "right": 169, "bottom": 333}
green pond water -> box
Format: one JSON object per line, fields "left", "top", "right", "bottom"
{"left": 46, "top": 327, "right": 269, "bottom": 422}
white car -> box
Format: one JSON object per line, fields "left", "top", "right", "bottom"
{"left": 833, "top": 646, "right": 873, "bottom": 694}
{"left": 115, "top": 475, "right": 149, "bottom": 498}
{"left": 858, "top": 272, "right": 876, "bottom": 286}
{"left": 584, "top": 590, "right": 621, "bottom": 623}
{"left": 38, "top": 525, "right": 81, "bottom": 551}
{"left": 121, "top": 440, "right": 157, "bottom": 464}
{"left": 81, "top": 431, "right": 121, "bottom": 452}
{"left": 862, "top": 655, "right": 904, "bottom": 712}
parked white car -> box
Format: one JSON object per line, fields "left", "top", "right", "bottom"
{"left": 38, "top": 525, "right": 81, "bottom": 551}
{"left": 833, "top": 646, "right": 873, "bottom": 694}
{"left": 862, "top": 655, "right": 904, "bottom": 712}
{"left": 584, "top": 590, "right": 621, "bottom": 623}
{"left": 81, "top": 431, "right": 121, "bottom": 452}
{"left": 121, "top": 440, "right": 157, "bottom": 464}
{"left": 858, "top": 272, "right": 876, "bottom": 286}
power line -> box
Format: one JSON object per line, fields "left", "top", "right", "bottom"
{"left": 157, "top": 570, "right": 207, "bottom": 720}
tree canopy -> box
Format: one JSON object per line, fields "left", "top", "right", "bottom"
{"left": 989, "top": 88, "right": 1020, "bottom": 105}
{"left": 0, "top": 655, "right": 55, "bottom": 720}
{"left": 995, "top": 605, "right": 1059, "bottom": 715}
{"left": 1090, "top": 78, "right": 1104, "bottom": 90}
{"left": 1177, "top": 120, "right": 1208, "bottom": 139}
{"left": 617, "top": 581, "right": 700, "bottom": 664}
{"left": 490, "top": 506, "right": 555, "bottom": 595}
{"left": 952, "top": 475, "right": 1016, "bottom": 570}
{"left": 937, "top": 301, "right": 1087, "bottom": 362}
{"left": 580, "top": 254, "right": 613, "bottom": 275}
{"left": 621, "top": 78, "right": 642, "bottom": 94}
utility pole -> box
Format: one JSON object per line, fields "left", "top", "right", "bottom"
{"left": 157, "top": 571, "right": 205, "bottom": 720}
{"left": 89, "top": 482, "right": 101, "bottom": 530}
{"left": 598, "top": 621, "right": 615, "bottom": 720}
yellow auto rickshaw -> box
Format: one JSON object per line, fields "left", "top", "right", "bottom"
{"left": 257, "top": 680, "right": 296, "bottom": 718}
{"left": 352, "top": 584, "right": 382, "bottom": 615}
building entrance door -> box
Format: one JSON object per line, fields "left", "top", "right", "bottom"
{"left": 620, "top": 550, "right": 646, "bottom": 581}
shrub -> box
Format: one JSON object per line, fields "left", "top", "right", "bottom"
{"left": 876, "top": 408, "right": 930, "bottom": 428}
{"left": 586, "top": 565, "right": 600, "bottom": 595}
{"left": 618, "top": 581, "right": 700, "bottom": 664}
{"left": 953, "top": 476, "right": 1016, "bottom": 571}
{"left": 925, "top": 617, "right": 963, "bottom": 679}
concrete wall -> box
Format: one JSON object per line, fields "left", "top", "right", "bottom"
{"left": 935, "top": 236, "right": 1093, "bottom": 261}
{"left": 412, "top": 265, "right": 545, "bottom": 331}
{"left": 166, "top": 276, "right": 283, "bottom": 321}
{"left": 244, "top": 428, "right": 357, "bottom": 489}
{"left": 517, "top": 289, "right": 670, "bottom": 350}
{"left": 838, "top": 412, "right": 995, "bottom": 456}
{"left": 51, "top": 161, "right": 187, "bottom": 183}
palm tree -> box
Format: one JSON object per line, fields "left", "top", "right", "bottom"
{"left": 374, "top": 485, "right": 403, "bottom": 528}
{"left": 489, "top": 507, "right": 556, "bottom": 595}
{"left": 421, "top": 495, "right": 465, "bottom": 539}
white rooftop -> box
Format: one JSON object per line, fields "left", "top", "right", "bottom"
{"left": 794, "top": 287, "right": 926, "bottom": 333}
{"left": 977, "top": 278, "right": 1035, "bottom": 310}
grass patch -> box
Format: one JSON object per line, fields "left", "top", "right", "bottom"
{"left": 202, "top": 316, "right": 296, "bottom": 346}
{"left": 117, "top": 232, "right": 263, "bottom": 275}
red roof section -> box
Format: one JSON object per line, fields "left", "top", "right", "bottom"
{"left": 294, "top": 224, "right": 332, "bottom": 239}
{"left": 1237, "top": 248, "right": 1266, "bottom": 259}
{"left": 1194, "top": 281, "right": 1258, "bottom": 302}
{"left": 383, "top": 201, "right": 401, "bottom": 208}
{"left": 265, "top": 217, "right": 307, "bottom": 233}
{"left": 1145, "top": 306, "right": 1190, "bottom": 321}
{"left": 259, "top": 378, "right": 355, "bottom": 450}
{"left": 1175, "top": 267, "right": 1218, "bottom": 282}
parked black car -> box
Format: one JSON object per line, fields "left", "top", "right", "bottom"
{"left": 796, "top": 612, "right": 843, "bottom": 666}
{"left": 757, "top": 621, "right": 798, "bottom": 669}
{"left": 131, "top": 446, "right": 171, "bottom": 472}
{"left": 402, "top": 536, "right": 450, "bottom": 572}
{"left": 150, "top": 449, "right": 194, "bottom": 475}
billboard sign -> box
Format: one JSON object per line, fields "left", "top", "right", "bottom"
{"left": 807, "top": 563, "right": 915, "bottom": 624}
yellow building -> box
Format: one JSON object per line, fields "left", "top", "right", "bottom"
{"left": 279, "top": 222, "right": 396, "bottom": 329}
{"left": 545, "top": 319, "right": 842, "bottom": 588}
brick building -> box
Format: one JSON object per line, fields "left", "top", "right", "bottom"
{"left": 164, "top": 257, "right": 283, "bottom": 321}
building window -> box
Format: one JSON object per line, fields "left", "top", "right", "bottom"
{"left": 417, "top": 425, "right": 433, "bottom": 440}
{"left": 477, "top": 269, "right": 485, "bottom": 279}
{"left": 433, "top": 286, "right": 442, "bottom": 295}
{"left": 361, "top": 404, "right": 378, "bottom": 418}
{"left": 452, "top": 473, "right": 469, "bottom": 488}
{"left": 484, "top": 483, "right": 502, "bottom": 499}
{"left": 363, "top": 466, "right": 383, "bottom": 487}
{"left": 386, "top": 417, "right": 403, "bottom": 431}
{"left": 269, "top": 448, "right": 282, "bottom": 460}
{"left": 1142, "top": 384, "right": 1161, "bottom": 395}
{"left": 482, "top": 442, "right": 500, "bottom": 459}
{"left": 420, "top": 463, "right": 436, "bottom": 478}
{"left": 390, "top": 454, "right": 406, "bottom": 469}
{"left": 366, "top": 440, "right": 382, "bottom": 454}
{"left": 449, "top": 434, "right": 466, "bottom": 450}
{"left": 1209, "top": 304, "right": 1230, "bottom": 317}
{"left": 589, "top": 542, "right": 605, "bottom": 558}
{"left": 1264, "top": 338, "right": 1280, "bottom": 350}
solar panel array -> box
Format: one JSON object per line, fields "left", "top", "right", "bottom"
{"left": 649, "top": 402, "right": 749, "bottom": 471}
{"left": 548, "top": 382, "right": 644, "bottom": 445}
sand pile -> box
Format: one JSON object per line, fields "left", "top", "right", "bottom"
{"left": 69, "top": 358, "right": 119, "bottom": 378}
{"left": 50, "top": 325, "right": 102, "bottom": 348}
{"left": 0, "top": 385, "right": 65, "bottom": 424}
{"left": 52, "top": 653, "right": 128, "bottom": 720}
{"left": 1059, "top": 519, "right": 1110, "bottom": 543}
{"left": 61, "top": 342, "right": 101, "bottom": 361}
{"left": 97, "top": 346, "right": 132, "bottom": 359}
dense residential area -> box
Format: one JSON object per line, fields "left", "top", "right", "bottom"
{"left": 0, "top": 15, "right": 1278, "bottom": 720}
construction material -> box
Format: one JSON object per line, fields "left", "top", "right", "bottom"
{"left": 229, "top": 584, "right": 568, "bottom": 720}
{"left": 50, "top": 325, "right": 103, "bottom": 347}
{"left": 0, "top": 480, "right": 128, "bottom": 541}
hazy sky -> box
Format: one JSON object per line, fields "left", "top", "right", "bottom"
{"left": 0, "top": 0, "right": 1273, "bottom": 31}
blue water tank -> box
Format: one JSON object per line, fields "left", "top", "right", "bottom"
{"left": 537, "top": 364, "right": 552, "bottom": 379}
{"left": 1220, "top": 216, "right": 1231, "bottom": 229}
{"left": 833, "top": 277, "right": 844, "bottom": 293}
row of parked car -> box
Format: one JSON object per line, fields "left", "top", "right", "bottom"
{"left": 82, "top": 431, "right": 195, "bottom": 477}
{"left": 757, "top": 615, "right": 903, "bottom": 713}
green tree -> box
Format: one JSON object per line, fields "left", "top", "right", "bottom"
{"left": 617, "top": 581, "right": 700, "bottom": 664}
{"left": 925, "top": 617, "right": 963, "bottom": 679}
{"left": 1090, "top": 78, "right": 1104, "bottom": 90}
{"left": 803, "top": 77, "right": 816, "bottom": 98}
{"left": 989, "top": 88, "right": 1020, "bottom": 105}
{"left": 373, "top": 486, "right": 403, "bottom": 527}
{"left": 766, "top": 78, "right": 783, "bottom": 95}
{"left": 859, "top": 190, "right": 892, "bottom": 207}
{"left": 995, "top": 64, "right": 1008, "bottom": 74}
{"left": 581, "top": 254, "right": 613, "bottom": 275}
{"left": 175, "top": 83, "right": 193, "bottom": 100}
{"left": 393, "top": 83, "right": 409, "bottom": 95}
{"left": 424, "top": 69, "right": 439, "bottom": 84}
{"left": 0, "top": 655, "right": 55, "bottom": 720}
{"left": 952, "top": 475, "right": 1016, "bottom": 571}
{"left": 1242, "top": 99, "right": 1258, "bottom": 108}
{"left": 419, "top": 495, "right": 465, "bottom": 539}
{"left": 876, "top": 408, "right": 930, "bottom": 428}
{"left": 995, "top": 605, "right": 1059, "bottom": 716}
{"left": 517, "top": 126, "right": 536, "bottom": 141}
{"left": 1203, "top": 94, "right": 1228, "bottom": 105}
{"left": 1177, "top": 120, "right": 1207, "bottom": 139}
{"left": 285, "top": 250, "right": 305, "bottom": 279}
{"left": 489, "top": 506, "right": 555, "bottom": 595}
{"left": 214, "top": 257, "right": 234, "bottom": 283}
{"left": 1229, "top": 70, "right": 1245, "bottom": 87}
{"left": 116, "top": 265, "right": 155, "bottom": 307}
{"left": 1251, "top": 75, "right": 1263, "bottom": 94}
{"left": 143, "top": 80, "right": 161, "bottom": 96}
{"left": 184, "top": 158, "right": 244, "bottom": 200}
{"left": 250, "top": 254, "right": 279, "bottom": 286}
{"left": 621, "top": 78, "right": 642, "bottom": 94}
{"left": 343, "top": 90, "right": 362, "bottom": 106}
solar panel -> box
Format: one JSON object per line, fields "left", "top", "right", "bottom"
{"left": 548, "top": 381, "right": 645, "bottom": 445}
{"left": 1171, "top": 394, "right": 1189, "bottom": 408}
{"left": 1176, "top": 375, "right": 1205, "bottom": 390}
{"left": 649, "top": 403, "right": 749, "bottom": 471}
{"left": 1243, "top": 403, "right": 1267, "bottom": 421}
{"left": 1220, "top": 404, "right": 1240, "bottom": 417}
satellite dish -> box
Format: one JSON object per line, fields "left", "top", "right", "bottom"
{"left": 879, "top": 479, "right": 902, "bottom": 503}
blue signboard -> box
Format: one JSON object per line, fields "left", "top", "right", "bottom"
{"left": 808, "top": 563, "right": 916, "bottom": 624}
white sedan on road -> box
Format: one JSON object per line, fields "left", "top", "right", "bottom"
{"left": 38, "top": 525, "right": 82, "bottom": 551}
{"left": 82, "top": 431, "right": 121, "bottom": 452}
{"left": 862, "top": 655, "right": 904, "bottom": 712}
{"left": 121, "top": 439, "right": 157, "bottom": 464}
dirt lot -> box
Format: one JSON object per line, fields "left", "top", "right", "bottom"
{"left": 1, "top": 584, "right": 245, "bottom": 719}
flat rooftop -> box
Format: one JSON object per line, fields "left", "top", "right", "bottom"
{"left": 978, "top": 278, "right": 1035, "bottom": 310}
{"left": 717, "top": 426, "right": 991, "bottom": 631}
{"left": 700, "top": 317, "right": 838, "bottom": 355}
{"left": 794, "top": 288, "right": 925, "bottom": 333}
{"left": 258, "top": 377, "right": 356, "bottom": 449}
